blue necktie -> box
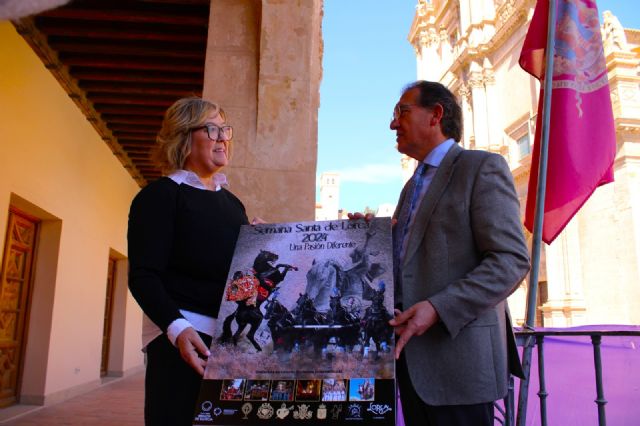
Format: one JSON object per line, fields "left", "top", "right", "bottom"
{"left": 393, "top": 162, "right": 427, "bottom": 299}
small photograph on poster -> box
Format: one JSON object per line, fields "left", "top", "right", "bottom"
{"left": 243, "top": 379, "right": 271, "bottom": 401}
{"left": 219, "top": 379, "right": 245, "bottom": 401}
{"left": 321, "top": 379, "right": 347, "bottom": 401}
{"left": 204, "top": 218, "right": 395, "bottom": 381}
{"left": 295, "top": 380, "right": 322, "bottom": 401}
{"left": 270, "top": 380, "right": 295, "bottom": 401}
{"left": 348, "top": 378, "right": 375, "bottom": 401}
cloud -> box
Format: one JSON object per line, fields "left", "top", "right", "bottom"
{"left": 318, "top": 163, "right": 402, "bottom": 184}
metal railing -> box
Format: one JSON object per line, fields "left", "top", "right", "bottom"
{"left": 494, "top": 328, "right": 640, "bottom": 426}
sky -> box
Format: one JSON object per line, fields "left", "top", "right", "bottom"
{"left": 317, "top": 0, "right": 640, "bottom": 214}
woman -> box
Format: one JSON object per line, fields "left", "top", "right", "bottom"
{"left": 128, "top": 97, "right": 249, "bottom": 425}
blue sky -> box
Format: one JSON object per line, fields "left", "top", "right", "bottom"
{"left": 317, "top": 0, "right": 640, "bottom": 213}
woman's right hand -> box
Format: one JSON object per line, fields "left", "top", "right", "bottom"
{"left": 176, "top": 327, "right": 211, "bottom": 375}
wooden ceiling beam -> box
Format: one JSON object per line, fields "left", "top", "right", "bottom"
{"left": 104, "top": 115, "right": 162, "bottom": 125}
{"left": 61, "top": 56, "right": 203, "bottom": 73}
{"left": 113, "top": 128, "right": 157, "bottom": 135}
{"left": 40, "top": 8, "right": 208, "bottom": 27}
{"left": 136, "top": 0, "right": 210, "bottom": 4}
{"left": 122, "top": 148, "right": 154, "bottom": 154}
{"left": 121, "top": 141, "right": 154, "bottom": 147}
{"left": 129, "top": 157, "right": 153, "bottom": 163}
{"left": 90, "top": 95, "right": 174, "bottom": 106}
{"left": 49, "top": 40, "right": 204, "bottom": 59}
{"left": 95, "top": 105, "right": 166, "bottom": 116}
{"left": 35, "top": 24, "right": 205, "bottom": 43}
{"left": 74, "top": 70, "right": 202, "bottom": 84}
{"left": 109, "top": 123, "right": 159, "bottom": 132}
{"left": 114, "top": 133, "right": 156, "bottom": 140}
{"left": 82, "top": 82, "right": 200, "bottom": 97}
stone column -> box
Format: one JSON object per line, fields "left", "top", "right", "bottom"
{"left": 458, "top": 83, "right": 474, "bottom": 150}
{"left": 483, "top": 61, "right": 501, "bottom": 151}
{"left": 469, "top": 62, "right": 489, "bottom": 150}
{"left": 417, "top": 28, "right": 441, "bottom": 81}
{"left": 203, "top": 0, "right": 322, "bottom": 222}
{"left": 439, "top": 26, "right": 452, "bottom": 69}
{"left": 459, "top": 0, "right": 471, "bottom": 38}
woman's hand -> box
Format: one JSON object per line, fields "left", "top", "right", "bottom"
{"left": 176, "top": 327, "right": 211, "bottom": 375}
{"left": 251, "top": 217, "right": 266, "bottom": 225}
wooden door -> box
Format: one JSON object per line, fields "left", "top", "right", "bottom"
{"left": 0, "top": 209, "right": 39, "bottom": 407}
{"left": 100, "top": 257, "right": 116, "bottom": 377}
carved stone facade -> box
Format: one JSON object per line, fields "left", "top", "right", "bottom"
{"left": 409, "top": 0, "right": 640, "bottom": 327}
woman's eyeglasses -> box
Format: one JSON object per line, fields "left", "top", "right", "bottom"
{"left": 193, "top": 124, "right": 233, "bottom": 141}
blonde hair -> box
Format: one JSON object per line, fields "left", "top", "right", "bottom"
{"left": 152, "top": 97, "right": 228, "bottom": 174}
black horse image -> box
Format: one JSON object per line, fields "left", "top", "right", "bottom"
{"left": 263, "top": 296, "right": 297, "bottom": 352}
{"left": 324, "top": 293, "right": 362, "bottom": 352}
{"left": 219, "top": 250, "right": 297, "bottom": 351}
{"left": 361, "top": 281, "right": 393, "bottom": 357}
{"left": 291, "top": 292, "right": 327, "bottom": 326}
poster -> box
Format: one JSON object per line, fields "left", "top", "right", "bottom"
{"left": 193, "top": 218, "right": 396, "bottom": 425}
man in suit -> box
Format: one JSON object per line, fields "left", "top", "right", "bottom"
{"left": 388, "top": 81, "right": 529, "bottom": 426}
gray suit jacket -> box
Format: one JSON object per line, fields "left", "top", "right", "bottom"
{"left": 395, "top": 143, "right": 529, "bottom": 406}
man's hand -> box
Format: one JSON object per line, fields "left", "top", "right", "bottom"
{"left": 176, "top": 327, "right": 211, "bottom": 375}
{"left": 347, "top": 212, "right": 374, "bottom": 222}
{"left": 389, "top": 300, "right": 440, "bottom": 359}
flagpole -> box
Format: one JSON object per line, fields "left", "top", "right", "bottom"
{"left": 516, "top": 0, "right": 556, "bottom": 425}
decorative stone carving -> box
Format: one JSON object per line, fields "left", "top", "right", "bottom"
{"left": 419, "top": 28, "right": 439, "bottom": 48}
{"left": 468, "top": 75, "right": 484, "bottom": 89}
{"left": 602, "top": 10, "right": 628, "bottom": 52}
{"left": 458, "top": 84, "right": 471, "bottom": 103}
{"left": 483, "top": 70, "right": 496, "bottom": 85}
{"left": 497, "top": 0, "right": 516, "bottom": 27}
{"left": 440, "top": 26, "right": 449, "bottom": 42}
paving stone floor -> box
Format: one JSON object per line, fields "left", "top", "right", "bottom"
{"left": 0, "top": 371, "right": 144, "bottom": 425}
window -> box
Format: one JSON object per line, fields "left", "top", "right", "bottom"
{"left": 517, "top": 134, "right": 531, "bottom": 159}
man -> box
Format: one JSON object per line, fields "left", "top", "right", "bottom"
{"left": 388, "top": 81, "right": 529, "bottom": 425}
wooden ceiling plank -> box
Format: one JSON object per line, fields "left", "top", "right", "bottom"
{"left": 73, "top": 70, "right": 202, "bottom": 84}
{"left": 49, "top": 40, "right": 204, "bottom": 59}
{"left": 83, "top": 84, "right": 201, "bottom": 97}
{"left": 120, "top": 140, "right": 154, "bottom": 146}
{"left": 94, "top": 105, "right": 166, "bottom": 116}
{"left": 113, "top": 128, "right": 158, "bottom": 135}
{"left": 62, "top": 56, "right": 203, "bottom": 73}
{"left": 109, "top": 123, "right": 159, "bottom": 131}
{"left": 114, "top": 133, "right": 157, "bottom": 140}
{"left": 36, "top": 24, "right": 206, "bottom": 43}
{"left": 103, "top": 115, "right": 162, "bottom": 125}
{"left": 90, "top": 96, "right": 175, "bottom": 106}
{"left": 40, "top": 8, "right": 208, "bottom": 27}
{"left": 122, "top": 146, "right": 155, "bottom": 152}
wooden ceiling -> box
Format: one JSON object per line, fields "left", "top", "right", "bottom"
{"left": 14, "top": 0, "right": 211, "bottom": 185}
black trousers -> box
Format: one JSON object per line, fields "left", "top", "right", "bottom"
{"left": 397, "top": 353, "right": 494, "bottom": 426}
{"left": 145, "top": 332, "right": 212, "bottom": 426}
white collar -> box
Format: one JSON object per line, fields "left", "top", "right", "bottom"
{"left": 168, "top": 170, "right": 228, "bottom": 191}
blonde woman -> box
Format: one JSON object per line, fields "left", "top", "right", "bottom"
{"left": 128, "top": 97, "right": 248, "bottom": 425}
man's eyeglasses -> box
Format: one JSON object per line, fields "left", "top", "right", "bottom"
{"left": 193, "top": 124, "right": 233, "bottom": 141}
{"left": 391, "top": 103, "right": 419, "bottom": 122}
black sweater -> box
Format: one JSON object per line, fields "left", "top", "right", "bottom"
{"left": 127, "top": 177, "right": 249, "bottom": 331}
